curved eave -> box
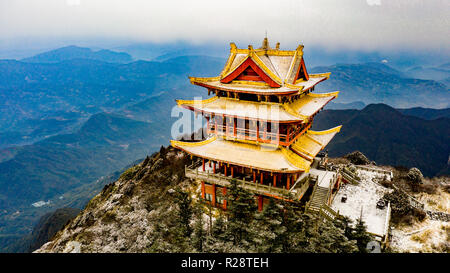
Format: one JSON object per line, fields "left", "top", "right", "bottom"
{"left": 290, "top": 125, "right": 342, "bottom": 161}
{"left": 179, "top": 104, "right": 304, "bottom": 123}
{"left": 175, "top": 92, "right": 340, "bottom": 123}
{"left": 176, "top": 97, "right": 303, "bottom": 123}
{"left": 171, "top": 137, "right": 311, "bottom": 173}
{"left": 282, "top": 91, "right": 339, "bottom": 120}
{"left": 288, "top": 73, "right": 331, "bottom": 94}
{"left": 192, "top": 80, "right": 300, "bottom": 96}
{"left": 309, "top": 125, "right": 342, "bottom": 135}
{"left": 189, "top": 73, "right": 329, "bottom": 96}
{"left": 189, "top": 76, "right": 221, "bottom": 84}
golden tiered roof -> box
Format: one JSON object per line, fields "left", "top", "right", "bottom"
{"left": 176, "top": 91, "right": 339, "bottom": 123}
{"left": 189, "top": 39, "right": 331, "bottom": 95}
{"left": 171, "top": 126, "right": 341, "bottom": 173}
{"left": 190, "top": 74, "right": 329, "bottom": 95}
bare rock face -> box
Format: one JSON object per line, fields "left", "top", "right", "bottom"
{"left": 35, "top": 147, "right": 193, "bottom": 253}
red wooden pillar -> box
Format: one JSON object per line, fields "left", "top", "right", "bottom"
{"left": 212, "top": 184, "right": 216, "bottom": 206}
{"left": 260, "top": 172, "right": 264, "bottom": 184}
{"left": 231, "top": 166, "right": 234, "bottom": 178}
{"left": 201, "top": 181, "right": 205, "bottom": 199}
{"left": 287, "top": 174, "right": 290, "bottom": 190}
{"left": 202, "top": 158, "right": 205, "bottom": 172}
{"left": 258, "top": 195, "right": 263, "bottom": 211}
{"left": 222, "top": 114, "right": 225, "bottom": 135}
{"left": 273, "top": 174, "right": 277, "bottom": 187}
{"left": 213, "top": 162, "right": 216, "bottom": 174}
{"left": 234, "top": 118, "right": 237, "bottom": 136}
{"left": 224, "top": 165, "right": 227, "bottom": 176}
{"left": 256, "top": 121, "right": 259, "bottom": 141}
{"left": 253, "top": 171, "right": 256, "bottom": 183}
{"left": 222, "top": 187, "right": 227, "bottom": 209}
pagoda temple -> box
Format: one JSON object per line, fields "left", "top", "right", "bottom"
{"left": 171, "top": 38, "right": 342, "bottom": 211}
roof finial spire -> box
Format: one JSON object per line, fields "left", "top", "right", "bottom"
{"left": 261, "top": 30, "right": 270, "bottom": 50}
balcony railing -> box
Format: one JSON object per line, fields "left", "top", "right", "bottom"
{"left": 207, "top": 122, "right": 312, "bottom": 146}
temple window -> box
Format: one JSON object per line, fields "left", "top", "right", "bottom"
{"left": 205, "top": 193, "right": 213, "bottom": 202}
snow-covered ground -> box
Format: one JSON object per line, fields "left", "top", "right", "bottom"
{"left": 309, "top": 168, "right": 336, "bottom": 188}
{"left": 31, "top": 200, "right": 51, "bottom": 207}
{"left": 331, "top": 169, "right": 392, "bottom": 237}
{"left": 390, "top": 219, "right": 449, "bottom": 253}
{"left": 390, "top": 186, "right": 449, "bottom": 252}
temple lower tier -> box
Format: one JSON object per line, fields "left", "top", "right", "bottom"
{"left": 185, "top": 159, "right": 312, "bottom": 211}
{"left": 174, "top": 126, "right": 342, "bottom": 210}
{"left": 201, "top": 181, "right": 278, "bottom": 211}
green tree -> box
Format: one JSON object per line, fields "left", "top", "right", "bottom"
{"left": 225, "top": 179, "right": 257, "bottom": 250}
{"left": 174, "top": 189, "right": 193, "bottom": 238}
{"left": 312, "top": 217, "right": 358, "bottom": 253}
{"left": 192, "top": 207, "right": 205, "bottom": 252}
{"left": 352, "top": 217, "right": 373, "bottom": 253}
{"left": 252, "top": 198, "right": 286, "bottom": 252}
{"left": 203, "top": 213, "right": 233, "bottom": 253}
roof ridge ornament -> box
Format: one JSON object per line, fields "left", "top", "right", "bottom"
{"left": 230, "top": 42, "right": 237, "bottom": 51}
{"left": 248, "top": 45, "right": 254, "bottom": 57}
{"left": 262, "top": 37, "right": 269, "bottom": 50}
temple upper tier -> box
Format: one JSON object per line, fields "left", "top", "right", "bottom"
{"left": 189, "top": 39, "right": 330, "bottom": 99}
{"left": 176, "top": 91, "right": 339, "bottom": 123}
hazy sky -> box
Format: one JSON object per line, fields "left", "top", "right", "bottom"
{"left": 0, "top": 0, "right": 449, "bottom": 53}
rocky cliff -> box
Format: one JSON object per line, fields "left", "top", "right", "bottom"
{"left": 36, "top": 146, "right": 194, "bottom": 253}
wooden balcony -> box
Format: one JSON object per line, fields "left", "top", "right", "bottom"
{"left": 185, "top": 163, "right": 310, "bottom": 201}
{"left": 207, "top": 122, "right": 311, "bottom": 146}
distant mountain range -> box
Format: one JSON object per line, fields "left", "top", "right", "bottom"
{"left": 313, "top": 104, "right": 450, "bottom": 177}
{"left": 0, "top": 54, "right": 224, "bottom": 145}
{"left": 406, "top": 63, "right": 450, "bottom": 82}
{"left": 397, "top": 107, "right": 450, "bottom": 120}
{"left": 21, "top": 46, "right": 133, "bottom": 64}
{"left": 326, "top": 101, "right": 366, "bottom": 110}
{"left": 112, "top": 42, "right": 450, "bottom": 70}
{"left": 311, "top": 62, "right": 449, "bottom": 108}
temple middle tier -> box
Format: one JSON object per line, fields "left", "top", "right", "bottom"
{"left": 171, "top": 126, "right": 341, "bottom": 174}
{"left": 177, "top": 91, "right": 338, "bottom": 146}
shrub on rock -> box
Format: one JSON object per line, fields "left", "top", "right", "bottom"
{"left": 407, "top": 167, "right": 423, "bottom": 184}
{"left": 344, "top": 151, "right": 371, "bottom": 165}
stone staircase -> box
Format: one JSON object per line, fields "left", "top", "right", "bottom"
{"left": 307, "top": 185, "right": 329, "bottom": 212}
{"left": 341, "top": 166, "right": 360, "bottom": 185}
